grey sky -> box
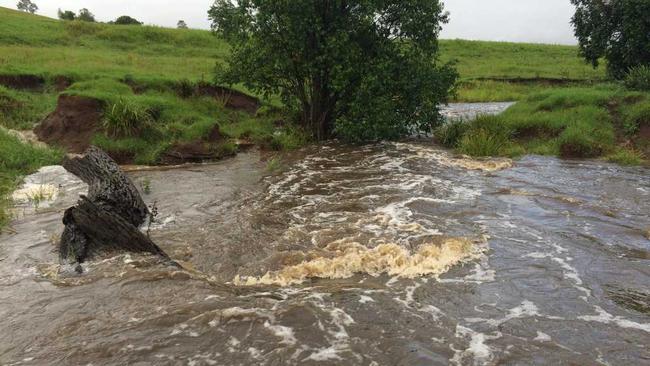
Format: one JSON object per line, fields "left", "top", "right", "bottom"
{"left": 1, "top": 0, "right": 578, "bottom": 45}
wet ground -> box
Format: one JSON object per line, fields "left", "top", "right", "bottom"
{"left": 1, "top": 103, "right": 649, "bottom": 365}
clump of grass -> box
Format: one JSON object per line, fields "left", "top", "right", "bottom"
{"left": 557, "top": 126, "right": 605, "bottom": 158}
{"left": 624, "top": 65, "right": 650, "bottom": 91}
{"left": 215, "top": 141, "right": 238, "bottom": 156}
{"left": 266, "top": 156, "right": 283, "bottom": 173}
{"left": 622, "top": 100, "right": 650, "bottom": 136}
{"left": 606, "top": 148, "right": 646, "bottom": 166}
{"left": 458, "top": 128, "right": 509, "bottom": 157}
{"left": 175, "top": 79, "right": 195, "bottom": 98}
{"left": 103, "top": 98, "right": 154, "bottom": 137}
{"left": 434, "top": 119, "right": 470, "bottom": 148}
{"left": 270, "top": 127, "right": 309, "bottom": 151}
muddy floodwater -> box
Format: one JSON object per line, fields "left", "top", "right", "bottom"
{"left": 1, "top": 103, "right": 649, "bottom": 365}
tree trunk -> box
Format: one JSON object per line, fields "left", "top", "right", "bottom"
{"left": 58, "top": 146, "right": 173, "bottom": 267}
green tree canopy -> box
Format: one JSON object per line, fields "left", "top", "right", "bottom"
{"left": 571, "top": 0, "right": 650, "bottom": 79}
{"left": 209, "top": 0, "right": 457, "bottom": 141}
{"left": 177, "top": 20, "right": 188, "bottom": 29}
{"left": 57, "top": 9, "right": 76, "bottom": 21}
{"left": 77, "top": 8, "right": 96, "bottom": 22}
{"left": 16, "top": 0, "right": 37, "bottom": 14}
{"left": 114, "top": 15, "right": 142, "bottom": 25}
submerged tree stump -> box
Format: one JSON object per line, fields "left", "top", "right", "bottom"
{"left": 59, "top": 146, "right": 171, "bottom": 266}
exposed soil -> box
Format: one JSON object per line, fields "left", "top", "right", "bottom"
{"left": 53, "top": 75, "right": 73, "bottom": 92}
{"left": 195, "top": 84, "right": 260, "bottom": 114}
{"left": 34, "top": 95, "right": 103, "bottom": 153}
{"left": 636, "top": 125, "right": 650, "bottom": 157}
{"left": 159, "top": 124, "right": 231, "bottom": 165}
{"left": 160, "top": 143, "right": 234, "bottom": 165}
{"left": 0, "top": 74, "right": 45, "bottom": 91}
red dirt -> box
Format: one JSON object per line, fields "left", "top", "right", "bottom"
{"left": 34, "top": 94, "right": 103, "bottom": 153}
{"left": 0, "top": 74, "right": 45, "bottom": 91}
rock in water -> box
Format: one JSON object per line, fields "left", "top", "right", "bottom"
{"left": 58, "top": 146, "right": 171, "bottom": 265}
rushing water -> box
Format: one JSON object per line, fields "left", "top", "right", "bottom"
{"left": 1, "top": 103, "right": 649, "bottom": 365}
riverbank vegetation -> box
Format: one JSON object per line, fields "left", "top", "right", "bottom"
{"left": 0, "top": 129, "right": 62, "bottom": 229}
{"left": 435, "top": 85, "right": 650, "bottom": 164}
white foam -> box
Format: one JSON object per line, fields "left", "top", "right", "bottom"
{"left": 450, "top": 325, "right": 495, "bottom": 365}
{"left": 534, "top": 331, "right": 552, "bottom": 342}
{"left": 263, "top": 321, "right": 297, "bottom": 345}
{"left": 579, "top": 306, "right": 650, "bottom": 333}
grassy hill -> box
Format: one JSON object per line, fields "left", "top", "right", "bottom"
{"left": 0, "top": 6, "right": 604, "bottom": 100}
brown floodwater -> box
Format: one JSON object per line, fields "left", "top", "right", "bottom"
{"left": 1, "top": 103, "right": 649, "bottom": 365}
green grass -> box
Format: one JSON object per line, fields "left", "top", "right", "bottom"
{"left": 0, "top": 129, "right": 63, "bottom": 230}
{"left": 607, "top": 148, "right": 646, "bottom": 166}
{"left": 439, "top": 39, "right": 605, "bottom": 81}
{"left": 0, "top": 7, "right": 605, "bottom": 103}
{"left": 437, "top": 85, "right": 650, "bottom": 164}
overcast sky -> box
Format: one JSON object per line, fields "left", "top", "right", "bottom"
{"left": 1, "top": 0, "right": 578, "bottom": 45}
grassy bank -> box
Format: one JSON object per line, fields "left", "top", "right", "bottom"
{"left": 0, "top": 129, "right": 63, "bottom": 229}
{"left": 435, "top": 85, "right": 649, "bottom": 165}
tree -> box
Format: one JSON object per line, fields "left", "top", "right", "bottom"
{"left": 177, "top": 20, "right": 188, "bottom": 29}
{"left": 57, "top": 9, "right": 76, "bottom": 21}
{"left": 77, "top": 8, "right": 96, "bottom": 22}
{"left": 16, "top": 0, "right": 37, "bottom": 14}
{"left": 209, "top": 0, "right": 457, "bottom": 141}
{"left": 114, "top": 15, "right": 142, "bottom": 25}
{"left": 571, "top": 0, "right": 650, "bottom": 79}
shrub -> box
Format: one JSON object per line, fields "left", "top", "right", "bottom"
{"left": 103, "top": 99, "right": 153, "bottom": 137}
{"left": 624, "top": 65, "right": 650, "bottom": 91}
{"left": 458, "top": 129, "right": 508, "bottom": 157}
{"left": 434, "top": 119, "right": 470, "bottom": 148}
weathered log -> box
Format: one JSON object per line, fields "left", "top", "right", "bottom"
{"left": 59, "top": 146, "right": 172, "bottom": 265}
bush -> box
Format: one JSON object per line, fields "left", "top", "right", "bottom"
{"left": 434, "top": 119, "right": 470, "bottom": 148}
{"left": 458, "top": 129, "right": 508, "bottom": 157}
{"left": 103, "top": 99, "right": 153, "bottom": 137}
{"left": 624, "top": 65, "right": 650, "bottom": 91}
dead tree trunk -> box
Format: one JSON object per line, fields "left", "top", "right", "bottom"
{"left": 59, "top": 146, "right": 172, "bottom": 266}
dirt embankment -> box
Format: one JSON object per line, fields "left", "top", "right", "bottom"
{"left": 34, "top": 94, "right": 103, "bottom": 153}
{"left": 195, "top": 84, "right": 260, "bottom": 114}
{"left": 33, "top": 94, "right": 241, "bottom": 165}
{"left": 124, "top": 80, "right": 261, "bottom": 114}
{"left": 0, "top": 74, "right": 73, "bottom": 92}
{"left": 0, "top": 74, "right": 45, "bottom": 91}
